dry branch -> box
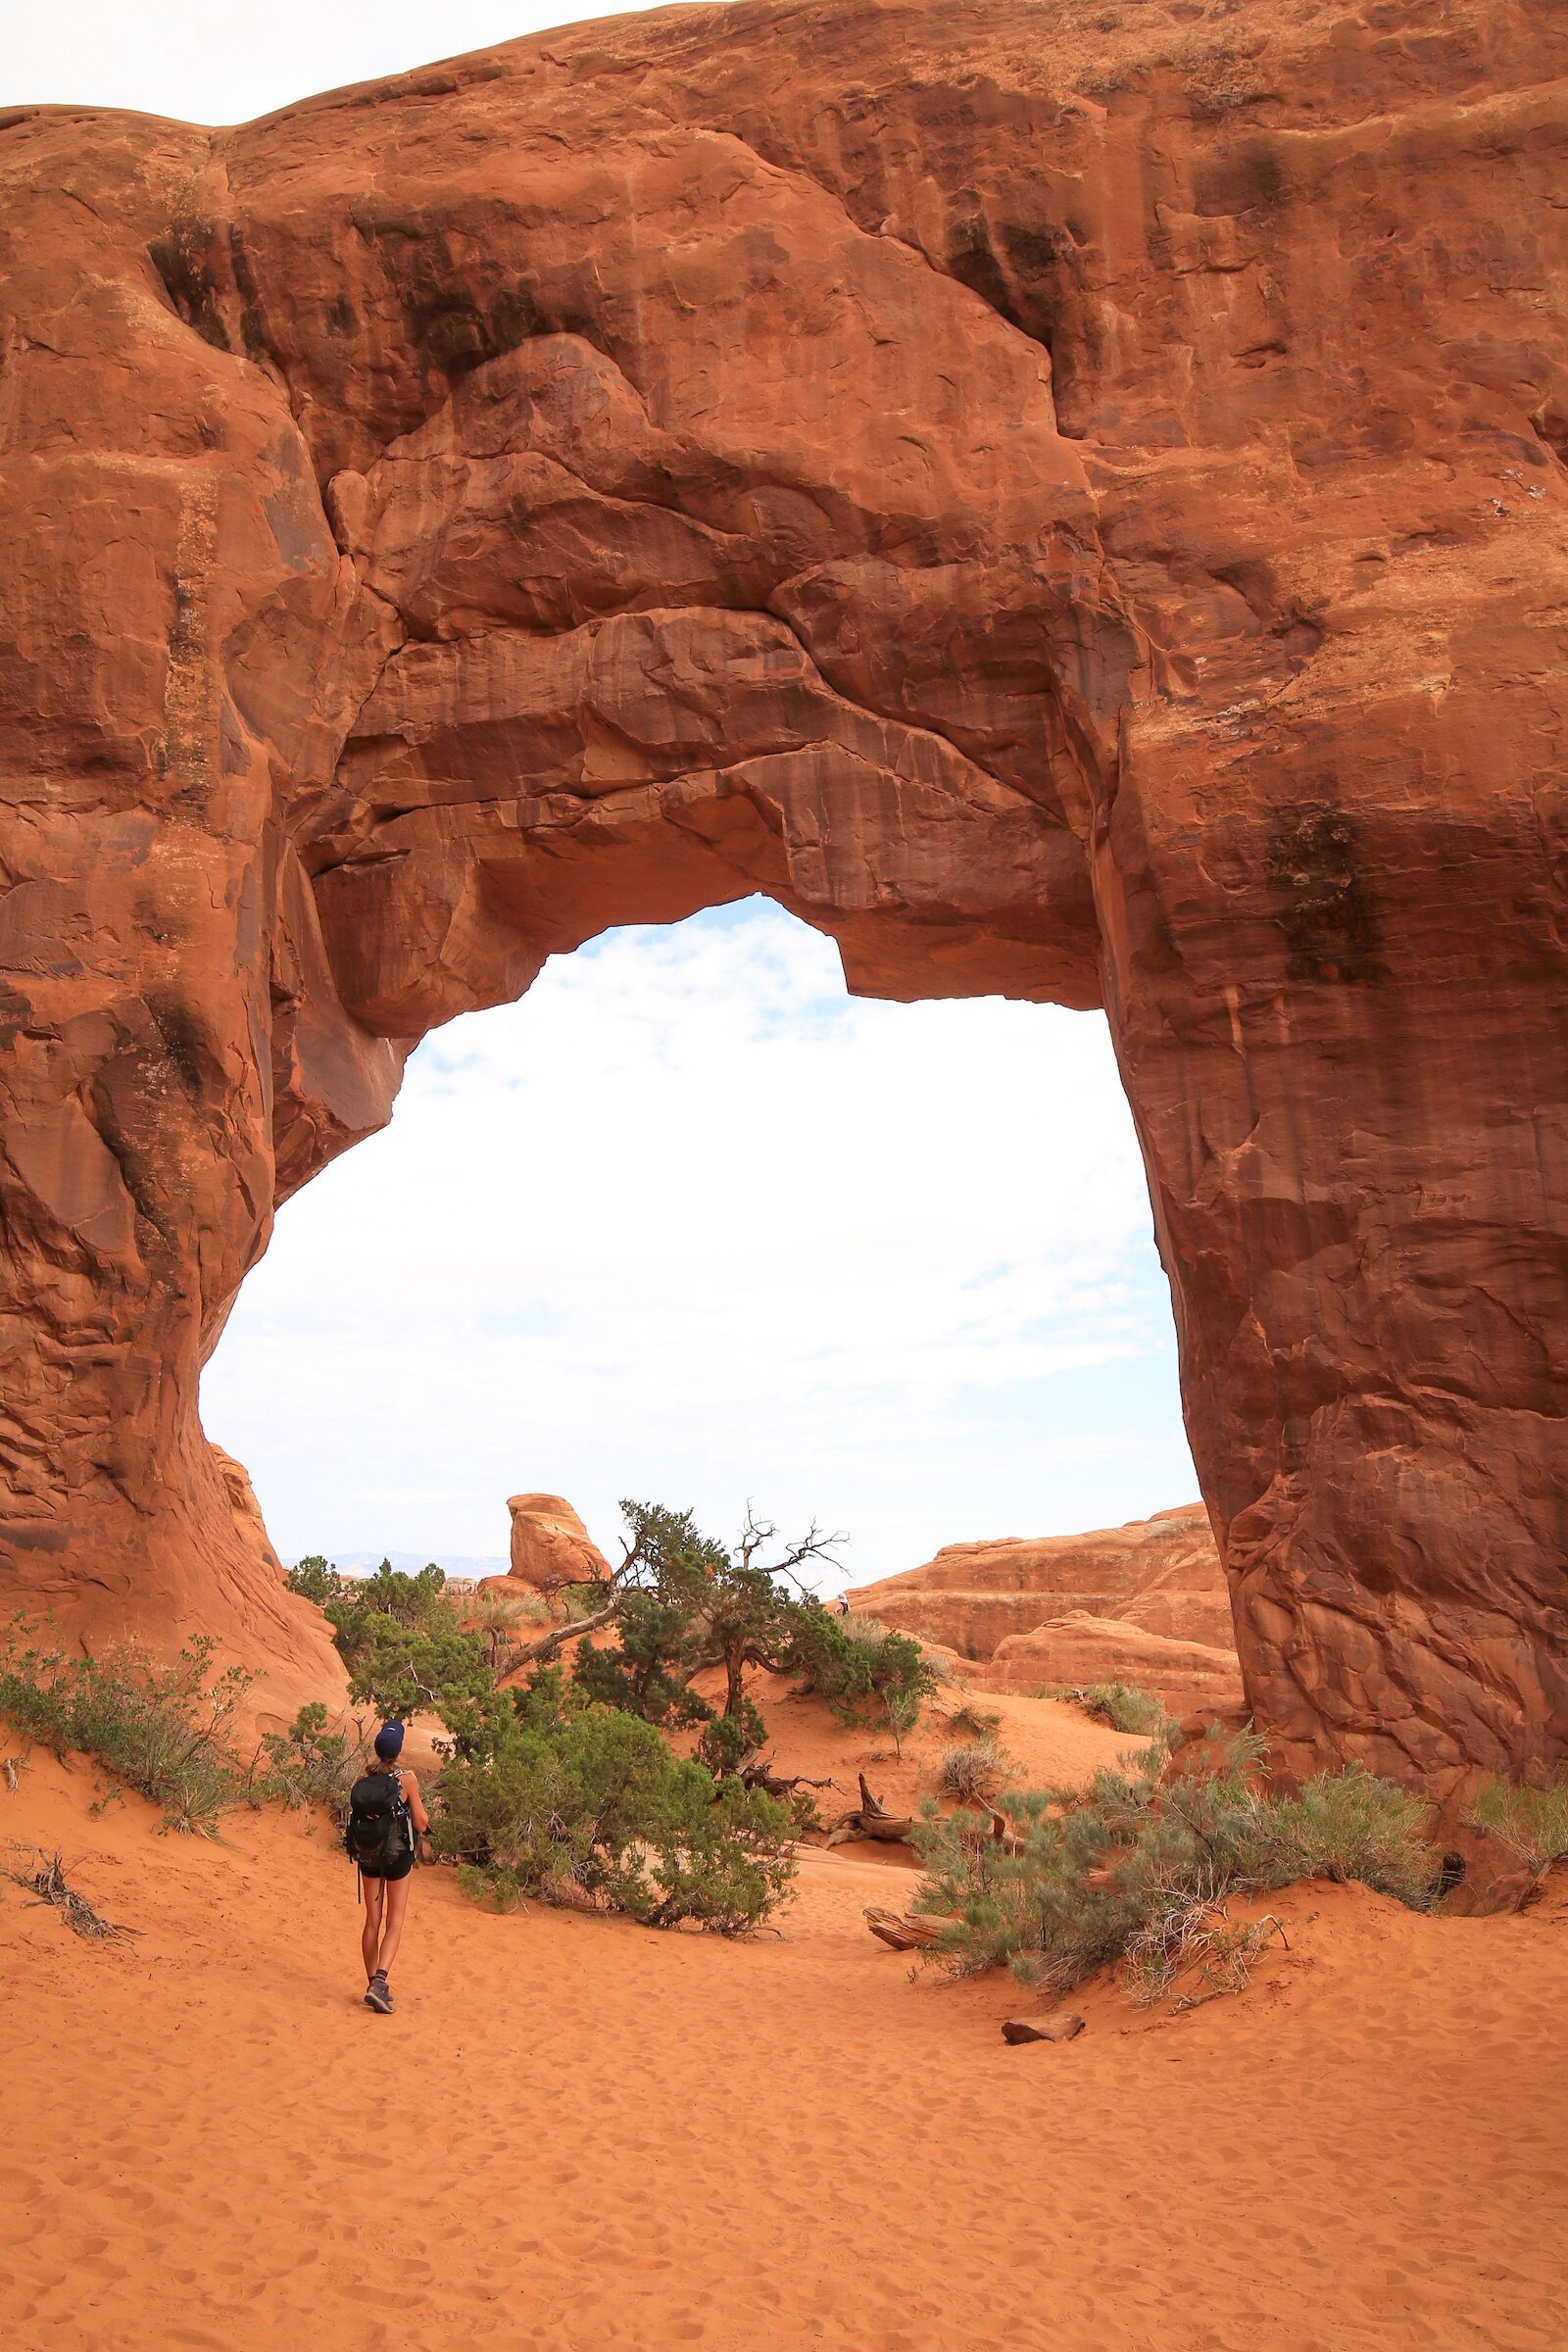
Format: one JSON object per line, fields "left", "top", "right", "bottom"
{"left": 4, "top": 1845, "right": 138, "bottom": 1942}
{"left": 737, "top": 1751, "right": 837, "bottom": 1800}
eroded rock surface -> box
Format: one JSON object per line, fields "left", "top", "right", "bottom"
{"left": 2, "top": 1, "right": 1567, "bottom": 1784}
{"left": 986, "top": 1613, "right": 1245, "bottom": 1715}
{"left": 849, "top": 1503, "right": 1226, "bottom": 1659}
{"left": 506, "top": 1494, "right": 612, "bottom": 1592}
{"left": 850, "top": 1502, "right": 1244, "bottom": 1714}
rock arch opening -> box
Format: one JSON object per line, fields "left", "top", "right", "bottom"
{"left": 200, "top": 897, "right": 1194, "bottom": 1591}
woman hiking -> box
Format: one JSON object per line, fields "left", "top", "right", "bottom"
{"left": 346, "top": 1721, "right": 429, "bottom": 2014}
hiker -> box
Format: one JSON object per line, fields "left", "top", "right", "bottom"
{"left": 346, "top": 1721, "right": 429, "bottom": 2015}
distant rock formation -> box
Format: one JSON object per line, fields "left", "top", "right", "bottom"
{"left": 3, "top": 2, "right": 1567, "bottom": 1790}
{"left": 506, "top": 1494, "right": 611, "bottom": 1592}
{"left": 850, "top": 1505, "right": 1224, "bottom": 1658}
{"left": 849, "top": 1505, "right": 1243, "bottom": 1716}
{"left": 987, "top": 1615, "right": 1244, "bottom": 1714}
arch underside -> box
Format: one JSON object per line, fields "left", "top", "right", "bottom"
{"left": 2, "top": 0, "right": 1567, "bottom": 1790}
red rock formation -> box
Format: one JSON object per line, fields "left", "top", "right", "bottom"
{"left": 506, "top": 1494, "right": 611, "bottom": 1592}
{"left": 2, "top": 2, "right": 1567, "bottom": 1788}
{"left": 851, "top": 1501, "right": 1243, "bottom": 1713}
{"left": 849, "top": 1503, "right": 1224, "bottom": 1659}
{"left": 986, "top": 1613, "right": 1246, "bottom": 1716}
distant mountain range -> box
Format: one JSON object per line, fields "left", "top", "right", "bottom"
{"left": 314, "top": 1549, "right": 509, "bottom": 1578}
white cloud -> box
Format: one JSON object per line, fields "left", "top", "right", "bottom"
{"left": 7, "top": 1, "right": 695, "bottom": 123}
{"left": 200, "top": 903, "right": 1197, "bottom": 1586}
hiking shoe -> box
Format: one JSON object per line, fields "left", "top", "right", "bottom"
{"left": 364, "top": 1972, "right": 393, "bottom": 2014}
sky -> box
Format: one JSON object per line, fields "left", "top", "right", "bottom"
{"left": 7, "top": 2, "right": 680, "bottom": 124}
{"left": 14, "top": 5, "right": 1200, "bottom": 1587}
{"left": 200, "top": 903, "right": 1198, "bottom": 1588}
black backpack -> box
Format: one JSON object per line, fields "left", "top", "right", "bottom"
{"left": 346, "top": 1770, "right": 414, "bottom": 1872}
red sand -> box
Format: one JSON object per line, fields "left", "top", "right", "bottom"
{"left": 3, "top": 1698, "right": 1566, "bottom": 2352}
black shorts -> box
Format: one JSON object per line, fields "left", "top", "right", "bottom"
{"left": 361, "top": 1851, "right": 415, "bottom": 1884}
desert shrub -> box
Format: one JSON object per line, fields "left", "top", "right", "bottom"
{"left": 1464, "top": 1774, "right": 1568, "bottom": 1877}
{"left": 251, "top": 1702, "right": 361, "bottom": 1812}
{"left": 573, "top": 1500, "right": 844, "bottom": 1738}
{"left": 434, "top": 1681, "right": 795, "bottom": 1933}
{"left": 1256, "top": 1765, "right": 1440, "bottom": 1906}
{"left": 696, "top": 1694, "right": 769, "bottom": 1781}
{"left": 0, "top": 1633, "right": 250, "bottom": 1835}
{"left": 784, "top": 1608, "right": 935, "bottom": 1748}
{"left": 315, "top": 1562, "right": 493, "bottom": 1734}
{"left": 938, "top": 1738, "right": 1012, "bottom": 1804}
{"left": 1121, "top": 1873, "right": 1284, "bottom": 2008}
{"left": 573, "top": 1586, "right": 713, "bottom": 1730}
{"left": 286, "top": 1554, "right": 346, "bottom": 1607}
{"left": 1050, "top": 1682, "right": 1169, "bottom": 1737}
{"left": 948, "top": 1701, "right": 1004, "bottom": 1741}
{"left": 912, "top": 1731, "right": 1443, "bottom": 1995}
{"left": 462, "top": 1586, "right": 548, "bottom": 1672}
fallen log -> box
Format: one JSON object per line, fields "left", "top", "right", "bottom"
{"left": 1001, "top": 2011, "right": 1086, "bottom": 2045}
{"left": 823, "top": 1773, "right": 915, "bottom": 1848}
{"left": 863, "top": 1905, "right": 945, "bottom": 1952}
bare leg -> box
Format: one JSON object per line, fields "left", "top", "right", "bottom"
{"left": 361, "top": 1878, "right": 385, "bottom": 1980}
{"left": 375, "top": 1875, "right": 413, "bottom": 1980}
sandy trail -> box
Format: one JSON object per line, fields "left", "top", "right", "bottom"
{"left": 3, "top": 1706, "right": 1566, "bottom": 2352}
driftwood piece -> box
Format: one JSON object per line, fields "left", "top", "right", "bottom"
{"left": 738, "top": 1751, "right": 837, "bottom": 1801}
{"left": 863, "top": 1905, "right": 945, "bottom": 1951}
{"left": 1001, "top": 2011, "right": 1086, "bottom": 2045}
{"left": 822, "top": 1773, "right": 915, "bottom": 1848}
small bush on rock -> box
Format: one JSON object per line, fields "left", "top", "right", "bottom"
{"left": 1049, "top": 1682, "right": 1169, "bottom": 1737}
{"left": 286, "top": 1555, "right": 346, "bottom": 1608}
{"left": 1464, "top": 1774, "right": 1568, "bottom": 1878}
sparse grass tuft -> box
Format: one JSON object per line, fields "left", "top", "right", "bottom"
{"left": 1049, "top": 1682, "right": 1169, "bottom": 1737}
{"left": 948, "top": 1701, "right": 1004, "bottom": 1741}
{"left": 938, "top": 1738, "right": 1012, "bottom": 1805}
{"left": 1122, "top": 1873, "right": 1285, "bottom": 2009}
{"left": 1464, "top": 1774, "right": 1568, "bottom": 1878}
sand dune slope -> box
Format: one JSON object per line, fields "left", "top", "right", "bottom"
{"left": 3, "top": 1740, "right": 1566, "bottom": 2352}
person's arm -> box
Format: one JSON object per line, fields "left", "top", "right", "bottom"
{"left": 401, "top": 1769, "right": 430, "bottom": 1835}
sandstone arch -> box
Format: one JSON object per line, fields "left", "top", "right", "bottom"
{"left": 2, "top": 0, "right": 1567, "bottom": 1788}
